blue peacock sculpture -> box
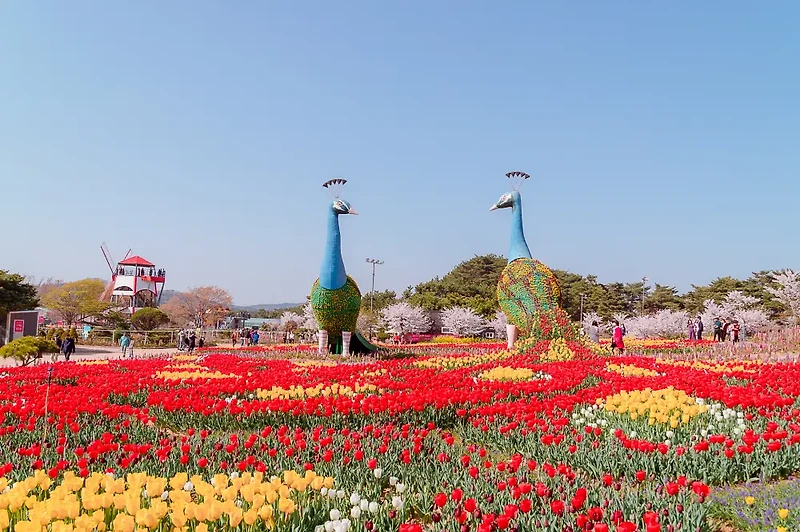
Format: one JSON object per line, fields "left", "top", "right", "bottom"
{"left": 310, "top": 179, "right": 362, "bottom": 355}
{"left": 491, "top": 171, "right": 563, "bottom": 348}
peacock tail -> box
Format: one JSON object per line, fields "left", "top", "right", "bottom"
{"left": 497, "top": 258, "right": 562, "bottom": 336}
{"left": 310, "top": 276, "right": 362, "bottom": 335}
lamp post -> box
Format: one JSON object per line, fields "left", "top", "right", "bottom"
{"left": 579, "top": 293, "right": 586, "bottom": 324}
{"left": 641, "top": 277, "right": 649, "bottom": 316}
{"left": 365, "top": 258, "right": 384, "bottom": 314}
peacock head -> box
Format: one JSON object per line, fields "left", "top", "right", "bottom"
{"left": 331, "top": 199, "right": 358, "bottom": 215}
{"left": 489, "top": 190, "right": 519, "bottom": 211}
{"left": 490, "top": 172, "right": 529, "bottom": 211}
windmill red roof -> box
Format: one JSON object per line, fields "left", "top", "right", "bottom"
{"left": 118, "top": 255, "right": 155, "bottom": 267}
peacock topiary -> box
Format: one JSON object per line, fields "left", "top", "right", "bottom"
{"left": 310, "top": 179, "right": 362, "bottom": 355}
{"left": 490, "top": 171, "right": 566, "bottom": 347}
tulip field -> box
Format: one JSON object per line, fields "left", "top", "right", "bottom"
{"left": 1, "top": 339, "right": 799, "bottom": 532}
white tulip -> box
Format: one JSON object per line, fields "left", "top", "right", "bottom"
{"left": 337, "top": 490, "right": 346, "bottom": 499}
{"left": 321, "top": 487, "right": 329, "bottom": 496}
{"left": 330, "top": 509, "right": 341, "bottom": 521}
{"left": 396, "top": 483, "right": 406, "bottom": 494}
{"left": 351, "top": 506, "right": 361, "bottom": 519}
{"left": 161, "top": 491, "right": 169, "bottom": 501}
{"left": 368, "top": 501, "right": 379, "bottom": 514}
{"left": 360, "top": 500, "right": 369, "bottom": 511}
{"left": 350, "top": 493, "right": 361, "bottom": 506}
{"left": 142, "top": 489, "right": 150, "bottom": 499}
{"left": 373, "top": 468, "right": 383, "bottom": 479}
{"left": 183, "top": 482, "right": 193, "bottom": 492}
{"left": 391, "top": 496, "right": 404, "bottom": 510}
{"left": 324, "top": 521, "right": 335, "bottom": 532}
{"left": 389, "top": 477, "right": 398, "bottom": 486}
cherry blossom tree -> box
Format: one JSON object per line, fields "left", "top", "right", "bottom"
{"left": 279, "top": 311, "right": 304, "bottom": 330}
{"left": 624, "top": 310, "right": 689, "bottom": 339}
{"left": 301, "top": 302, "right": 318, "bottom": 330}
{"left": 380, "top": 302, "right": 432, "bottom": 334}
{"left": 441, "top": 306, "right": 486, "bottom": 337}
{"left": 701, "top": 291, "right": 770, "bottom": 336}
{"left": 766, "top": 270, "right": 800, "bottom": 324}
{"left": 581, "top": 311, "right": 606, "bottom": 336}
{"left": 488, "top": 311, "right": 508, "bottom": 340}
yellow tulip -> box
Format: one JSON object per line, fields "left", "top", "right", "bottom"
{"left": 278, "top": 497, "right": 295, "bottom": 515}
{"left": 745, "top": 496, "right": 755, "bottom": 505}
{"left": 779, "top": 509, "right": 789, "bottom": 519}
{"left": 113, "top": 514, "right": 135, "bottom": 532}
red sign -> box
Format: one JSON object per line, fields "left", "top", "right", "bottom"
{"left": 38, "top": 315, "right": 44, "bottom": 324}
{"left": 13, "top": 320, "right": 24, "bottom": 333}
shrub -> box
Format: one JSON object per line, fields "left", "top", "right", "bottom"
{"left": 0, "top": 337, "right": 59, "bottom": 367}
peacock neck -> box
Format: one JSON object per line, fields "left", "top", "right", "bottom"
{"left": 508, "top": 194, "right": 532, "bottom": 263}
{"left": 320, "top": 210, "right": 347, "bottom": 290}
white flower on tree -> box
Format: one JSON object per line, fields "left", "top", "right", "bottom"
{"left": 301, "top": 302, "right": 318, "bottom": 330}
{"left": 623, "top": 310, "right": 689, "bottom": 339}
{"left": 441, "top": 306, "right": 486, "bottom": 337}
{"left": 701, "top": 290, "right": 770, "bottom": 336}
{"left": 280, "top": 311, "right": 304, "bottom": 329}
{"left": 380, "top": 302, "right": 432, "bottom": 334}
{"left": 581, "top": 311, "right": 606, "bottom": 336}
{"left": 766, "top": 270, "right": 800, "bottom": 324}
{"left": 488, "top": 311, "right": 508, "bottom": 340}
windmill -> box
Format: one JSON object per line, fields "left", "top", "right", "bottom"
{"left": 100, "top": 243, "right": 130, "bottom": 302}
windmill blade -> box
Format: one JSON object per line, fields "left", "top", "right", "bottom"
{"left": 100, "top": 243, "right": 116, "bottom": 274}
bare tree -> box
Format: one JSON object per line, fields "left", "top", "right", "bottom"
{"left": 160, "top": 286, "right": 232, "bottom": 327}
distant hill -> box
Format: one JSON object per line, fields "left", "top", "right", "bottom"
{"left": 232, "top": 302, "right": 304, "bottom": 311}
{"left": 157, "top": 289, "right": 301, "bottom": 312}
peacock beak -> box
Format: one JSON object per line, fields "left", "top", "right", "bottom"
{"left": 489, "top": 204, "right": 499, "bottom": 211}
{"left": 348, "top": 207, "right": 359, "bottom": 215}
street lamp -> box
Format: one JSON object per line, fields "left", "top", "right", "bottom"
{"left": 579, "top": 293, "right": 586, "bottom": 324}
{"left": 365, "top": 258, "right": 384, "bottom": 314}
{"left": 641, "top": 277, "right": 649, "bottom": 316}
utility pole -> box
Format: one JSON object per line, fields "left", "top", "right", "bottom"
{"left": 641, "top": 277, "right": 649, "bottom": 316}
{"left": 365, "top": 258, "right": 384, "bottom": 314}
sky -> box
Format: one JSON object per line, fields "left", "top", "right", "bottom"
{"left": 2, "top": 2, "right": 799, "bottom": 305}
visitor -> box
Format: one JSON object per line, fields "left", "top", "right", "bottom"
{"left": 241, "top": 330, "right": 247, "bottom": 347}
{"left": 188, "top": 333, "right": 196, "bottom": 353}
{"left": 722, "top": 320, "right": 730, "bottom": 342}
{"left": 252, "top": 330, "right": 260, "bottom": 345}
{"left": 54, "top": 334, "right": 63, "bottom": 351}
{"left": 288, "top": 331, "right": 295, "bottom": 343}
{"left": 231, "top": 330, "right": 238, "bottom": 348}
{"left": 198, "top": 336, "right": 205, "bottom": 349}
{"left": 611, "top": 320, "right": 625, "bottom": 355}
{"left": 128, "top": 337, "right": 135, "bottom": 358}
{"left": 588, "top": 321, "right": 600, "bottom": 343}
{"left": 62, "top": 337, "right": 76, "bottom": 361}
{"left": 120, "top": 333, "right": 131, "bottom": 357}
{"left": 713, "top": 317, "right": 722, "bottom": 342}
{"left": 732, "top": 321, "right": 740, "bottom": 343}
{"left": 696, "top": 317, "right": 704, "bottom": 340}
{"left": 687, "top": 320, "right": 696, "bottom": 340}
{"left": 178, "top": 329, "right": 186, "bottom": 351}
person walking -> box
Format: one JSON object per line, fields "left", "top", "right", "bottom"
{"left": 128, "top": 337, "right": 135, "bottom": 359}
{"left": 62, "top": 337, "right": 76, "bottom": 361}
{"left": 252, "top": 330, "right": 260, "bottom": 345}
{"left": 687, "top": 320, "right": 696, "bottom": 340}
{"left": 696, "top": 317, "right": 704, "bottom": 340}
{"left": 231, "top": 330, "right": 238, "bottom": 348}
{"left": 119, "top": 333, "right": 131, "bottom": 357}
{"left": 611, "top": 321, "right": 625, "bottom": 355}
{"left": 722, "top": 320, "right": 730, "bottom": 342}
{"left": 732, "top": 321, "right": 740, "bottom": 343}
{"left": 588, "top": 321, "right": 600, "bottom": 343}
{"left": 187, "top": 333, "right": 196, "bottom": 353}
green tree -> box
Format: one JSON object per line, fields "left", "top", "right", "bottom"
{"left": 41, "top": 278, "right": 108, "bottom": 326}
{"left": 130, "top": 308, "right": 170, "bottom": 331}
{"left": 405, "top": 255, "right": 506, "bottom": 317}
{"left": 645, "top": 284, "right": 684, "bottom": 312}
{"left": 0, "top": 336, "right": 58, "bottom": 367}
{"left": 0, "top": 270, "right": 39, "bottom": 325}
{"left": 360, "top": 290, "right": 397, "bottom": 313}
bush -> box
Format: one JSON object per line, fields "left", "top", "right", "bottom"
{"left": 131, "top": 308, "right": 170, "bottom": 331}
{"left": 0, "top": 337, "right": 59, "bottom": 367}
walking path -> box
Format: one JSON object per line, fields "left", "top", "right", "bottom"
{"left": 0, "top": 345, "right": 177, "bottom": 367}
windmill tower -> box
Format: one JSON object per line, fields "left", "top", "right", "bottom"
{"left": 101, "top": 243, "right": 167, "bottom": 315}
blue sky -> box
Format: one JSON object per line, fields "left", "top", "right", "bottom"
{"left": 2, "top": 1, "right": 798, "bottom": 305}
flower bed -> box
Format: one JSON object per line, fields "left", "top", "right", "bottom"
{"left": 0, "top": 339, "right": 798, "bottom": 530}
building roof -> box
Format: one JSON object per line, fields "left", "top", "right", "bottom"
{"left": 118, "top": 255, "right": 155, "bottom": 267}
